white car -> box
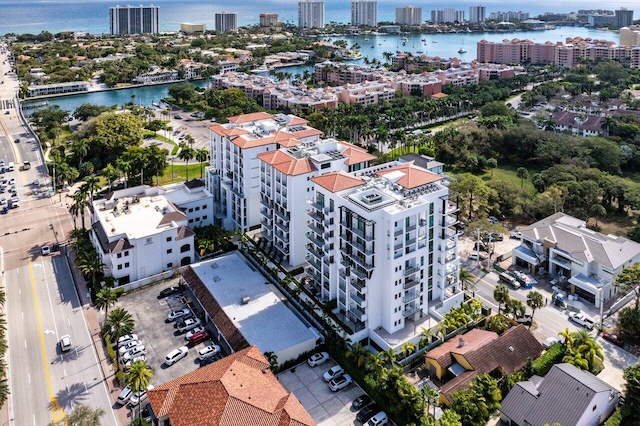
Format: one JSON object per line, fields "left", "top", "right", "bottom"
{"left": 165, "top": 346, "right": 189, "bottom": 366}
{"left": 176, "top": 317, "right": 201, "bottom": 333}
{"left": 0, "top": 197, "right": 6, "bottom": 205}
{"left": 307, "top": 352, "right": 329, "bottom": 367}
{"left": 366, "top": 411, "right": 388, "bottom": 426}
{"left": 129, "top": 385, "right": 154, "bottom": 407}
{"left": 117, "top": 334, "right": 139, "bottom": 347}
{"left": 185, "top": 326, "right": 205, "bottom": 340}
{"left": 116, "top": 386, "right": 133, "bottom": 405}
{"left": 59, "top": 335, "right": 72, "bottom": 352}
{"left": 121, "top": 345, "right": 147, "bottom": 362}
{"left": 7, "top": 178, "right": 14, "bottom": 186}
{"left": 197, "top": 345, "right": 221, "bottom": 361}
{"left": 323, "top": 365, "right": 345, "bottom": 382}
{"left": 123, "top": 355, "right": 147, "bottom": 371}
{"left": 167, "top": 308, "right": 191, "bottom": 322}
{"left": 328, "top": 373, "right": 352, "bottom": 392}
{"left": 41, "top": 245, "right": 51, "bottom": 256}
{"left": 118, "top": 340, "right": 142, "bottom": 355}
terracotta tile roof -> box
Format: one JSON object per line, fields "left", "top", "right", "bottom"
{"left": 108, "top": 238, "right": 134, "bottom": 253}
{"left": 286, "top": 128, "right": 323, "bottom": 139}
{"left": 426, "top": 329, "right": 498, "bottom": 370}
{"left": 288, "top": 116, "right": 309, "bottom": 126}
{"left": 176, "top": 226, "right": 195, "bottom": 240}
{"left": 182, "top": 266, "right": 250, "bottom": 352}
{"left": 148, "top": 346, "right": 316, "bottom": 426}
{"left": 431, "top": 92, "right": 448, "bottom": 99}
{"left": 210, "top": 124, "right": 250, "bottom": 137}
{"left": 158, "top": 211, "right": 188, "bottom": 227}
{"left": 341, "top": 146, "right": 376, "bottom": 165}
{"left": 310, "top": 171, "right": 365, "bottom": 193}
{"left": 377, "top": 164, "right": 443, "bottom": 189}
{"left": 227, "top": 112, "right": 274, "bottom": 124}
{"left": 257, "top": 150, "right": 317, "bottom": 176}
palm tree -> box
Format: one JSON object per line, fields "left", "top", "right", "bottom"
{"left": 516, "top": 167, "right": 529, "bottom": 189}
{"left": 563, "top": 350, "right": 589, "bottom": 370}
{"left": 80, "top": 175, "right": 101, "bottom": 203}
{"left": 400, "top": 341, "right": 416, "bottom": 359}
{"left": 76, "top": 253, "right": 105, "bottom": 288}
{"left": 116, "top": 159, "right": 132, "bottom": 189}
{"left": 577, "top": 338, "right": 604, "bottom": 372}
{"left": 459, "top": 268, "right": 475, "bottom": 293}
{"left": 380, "top": 348, "right": 398, "bottom": 368}
{"left": 178, "top": 146, "right": 195, "bottom": 181}
{"left": 263, "top": 351, "right": 278, "bottom": 373}
{"left": 198, "top": 238, "right": 215, "bottom": 256}
{"left": 526, "top": 291, "right": 544, "bottom": 329}
{"left": 346, "top": 342, "right": 369, "bottom": 368}
{"left": 493, "top": 284, "right": 510, "bottom": 314}
{"left": 195, "top": 148, "right": 209, "bottom": 178}
{"left": 102, "top": 164, "right": 120, "bottom": 191}
{"left": 421, "top": 385, "right": 439, "bottom": 417}
{"left": 48, "top": 404, "right": 105, "bottom": 426}
{"left": 95, "top": 287, "right": 123, "bottom": 320}
{"left": 558, "top": 327, "right": 574, "bottom": 346}
{"left": 125, "top": 360, "right": 154, "bottom": 420}
{"left": 103, "top": 308, "right": 135, "bottom": 371}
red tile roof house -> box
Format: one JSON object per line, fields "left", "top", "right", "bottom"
{"left": 148, "top": 345, "right": 316, "bottom": 426}
{"left": 424, "top": 326, "right": 543, "bottom": 405}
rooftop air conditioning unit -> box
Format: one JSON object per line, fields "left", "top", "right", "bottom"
{"left": 241, "top": 296, "right": 251, "bottom": 305}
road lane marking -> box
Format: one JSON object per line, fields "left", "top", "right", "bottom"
{"left": 28, "top": 373, "right": 30, "bottom": 383}
{"left": 28, "top": 262, "right": 65, "bottom": 424}
{"left": 40, "top": 259, "right": 59, "bottom": 339}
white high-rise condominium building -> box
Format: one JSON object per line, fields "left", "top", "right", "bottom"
{"left": 351, "top": 0, "right": 377, "bottom": 27}
{"left": 430, "top": 8, "right": 465, "bottom": 24}
{"left": 258, "top": 138, "right": 375, "bottom": 267}
{"left": 307, "top": 162, "right": 462, "bottom": 347}
{"left": 298, "top": 1, "right": 325, "bottom": 29}
{"left": 205, "top": 112, "right": 324, "bottom": 232}
{"left": 215, "top": 12, "right": 238, "bottom": 32}
{"left": 396, "top": 5, "right": 422, "bottom": 26}
{"left": 469, "top": 5, "right": 486, "bottom": 23}
{"left": 110, "top": 4, "right": 159, "bottom": 35}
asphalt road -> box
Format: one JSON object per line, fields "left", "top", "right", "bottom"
{"left": 0, "top": 44, "right": 118, "bottom": 425}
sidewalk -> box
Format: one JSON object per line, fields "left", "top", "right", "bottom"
{"left": 65, "top": 246, "right": 129, "bottom": 426}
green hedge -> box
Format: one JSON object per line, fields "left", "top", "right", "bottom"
{"left": 604, "top": 408, "right": 622, "bottom": 426}
{"left": 532, "top": 343, "right": 566, "bottom": 376}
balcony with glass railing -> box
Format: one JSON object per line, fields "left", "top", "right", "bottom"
{"left": 351, "top": 267, "right": 367, "bottom": 280}
{"left": 274, "top": 208, "right": 290, "bottom": 222}
{"left": 404, "top": 265, "right": 419, "bottom": 276}
{"left": 438, "top": 264, "right": 458, "bottom": 277}
{"left": 306, "top": 232, "right": 325, "bottom": 247}
{"left": 442, "top": 214, "right": 458, "bottom": 228}
{"left": 307, "top": 209, "right": 324, "bottom": 222}
{"left": 349, "top": 254, "right": 374, "bottom": 271}
{"left": 350, "top": 291, "right": 366, "bottom": 307}
{"left": 274, "top": 232, "right": 289, "bottom": 244}
{"left": 306, "top": 243, "right": 324, "bottom": 259}
{"left": 402, "top": 303, "right": 421, "bottom": 317}
{"left": 308, "top": 221, "right": 324, "bottom": 236}
{"left": 305, "top": 266, "right": 321, "bottom": 282}
{"left": 403, "top": 277, "right": 419, "bottom": 290}
{"left": 306, "top": 255, "right": 322, "bottom": 272}
{"left": 350, "top": 277, "right": 366, "bottom": 293}
{"left": 403, "top": 290, "right": 419, "bottom": 303}
{"left": 307, "top": 198, "right": 325, "bottom": 212}
{"left": 445, "top": 238, "right": 457, "bottom": 250}
{"left": 275, "top": 221, "right": 288, "bottom": 232}
{"left": 260, "top": 197, "right": 273, "bottom": 209}
{"left": 349, "top": 304, "right": 366, "bottom": 321}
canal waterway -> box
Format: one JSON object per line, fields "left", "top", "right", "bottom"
{"left": 23, "top": 26, "right": 616, "bottom": 113}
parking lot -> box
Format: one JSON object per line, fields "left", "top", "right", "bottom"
{"left": 279, "top": 359, "right": 366, "bottom": 426}
{"left": 113, "top": 280, "right": 225, "bottom": 394}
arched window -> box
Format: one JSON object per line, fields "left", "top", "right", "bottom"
{"left": 180, "top": 244, "right": 190, "bottom": 253}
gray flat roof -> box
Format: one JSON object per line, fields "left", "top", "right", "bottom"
{"left": 190, "top": 252, "right": 317, "bottom": 355}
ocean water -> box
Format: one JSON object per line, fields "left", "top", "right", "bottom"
{"left": 1, "top": 0, "right": 639, "bottom": 35}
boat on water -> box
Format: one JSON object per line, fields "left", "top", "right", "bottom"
{"left": 458, "top": 48, "right": 467, "bottom": 53}
{"left": 416, "top": 51, "right": 423, "bottom": 54}
{"left": 371, "top": 44, "right": 374, "bottom": 48}
{"left": 432, "top": 40, "right": 438, "bottom": 43}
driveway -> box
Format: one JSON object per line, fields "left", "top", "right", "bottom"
{"left": 279, "top": 360, "right": 364, "bottom": 426}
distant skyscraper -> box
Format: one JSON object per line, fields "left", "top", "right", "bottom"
{"left": 110, "top": 4, "right": 159, "bottom": 35}
{"left": 351, "top": 0, "right": 377, "bottom": 27}
{"left": 259, "top": 13, "right": 279, "bottom": 27}
{"left": 215, "top": 12, "right": 237, "bottom": 32}
{"left": 614, "top": 8, "right": 633, "bottom": 29}
{"left": 431, "top": 8, "right": 464, "bottom": 24}
{"left": 298, "top": 1, "right": 325, "bottom": 29}
{"left": 396, "top": 5, "right": 422, "bottom": 26}
{"left": 469, "top": 5, "right": 486, "bottom": 23}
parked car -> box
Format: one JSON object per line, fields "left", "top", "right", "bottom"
{"left": 187, "top": 330, "right": 210, "bottom": 346}
{"left": 602, "top": 332, "right": 625, "bottom": 347}
{"left": 167, "top": 308, "right": 192, "bottom": 322}
{"left": 117, "top": 334, "right": 139, "bottom": 347}
{"left": 59, "top": 335, "right": 72, "bottom": 352}
{"left": 328, "top": 373, "right": 352, "bottom": 392}
{"left": 352, "top": 394, "right": 373, "bottom": 410}
{"left": 158, "top": 286, "right": 181, "bottom": 299}
{"left": 123, "top": 355, "right": 147, "bottom": 371}
{"left": 121, "top": 345, "right": 147, "bottom": 362}
{"left": 482, "top": 232, "right": 504, "bottom": 242}
{"left": 307, "top": 352, "right": 329, "bottom": 367}
{"left": 185, "top": 326, "right": 205, "bottom": 340}
{"left": 116, "top": 386, "right": 133, "bottom": 405}
{"left": 177, "top": 317, "right": 202, "bottom": 333}
{"left": 197, "top": 344, "right": 221, "bottom": 361}
{"left": 515, "top": 315, "right": 532, "bottom": 326}
{"left": 488, "top": 216, "right": 499, "bottom": 224}
{"left": 129, "top": 385, "right": 154, "bottom": 407}
{"left": 568, "top": 312, "right": 596, "bottom": 330}
{"left": 165, "top": 346, "right": 189, "bottom": 366}
{"left": 542, "top": 336, "right": 560, "bottom": 349}
{"left": 323, "top": 365, "right": 345, "bottom": 382}
{"left": 356, "top": 404, "right": 382, "bottom": 423}
{"left": 366, "top": 411, "right": 389, "bottom": 426}
{"left": 41, "top": 245, "right": 51, "bottom": 256}
{"left": 118, "top": 340, "right": 142, "bottom": 355}
{"left": 468, "top": 252, "right": 487, "bottom": 261}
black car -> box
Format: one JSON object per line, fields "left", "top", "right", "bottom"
{"left": 158, "top": 286, "right": 181, "bottom": 299}
{"left": 352, "top": 394, "right": 373, "bottom": 410}
{"left": 482, "top": 232, "right": 504, "bottom": 242}
{"left": 356, "top": 404, "right": 381, "bottom": 424}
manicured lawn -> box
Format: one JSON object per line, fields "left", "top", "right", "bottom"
{"left": 449, "top": 165, "right": 541, "bottom": 195}
{"left": 157, "top": 162, "right": 207, "bottom": 185}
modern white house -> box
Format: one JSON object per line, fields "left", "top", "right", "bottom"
{"left": 205, "top": 112, "right": 322, "bottom": 232}
{"left": 257, "top": 137, "right": 375, "bottom": 266}
{"left": 307, "top": 161, "right": 462, "bottom": 349}
{"left": 513, "top": 212, "right": 640, "bottom": 307}
{"left": 89, "top": 182, "right": 213, "bottom": 285}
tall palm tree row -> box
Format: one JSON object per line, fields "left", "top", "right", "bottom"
{"left": 103, "top": 307, "right": 135, "bottom": 372}
{"left": 125, "top": 360, "right": 154, "bottom": 422}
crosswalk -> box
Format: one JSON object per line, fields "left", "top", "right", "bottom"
{"left": 1, "top": 98, "right": 15, "bottom": 110}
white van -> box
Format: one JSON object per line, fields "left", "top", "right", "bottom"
{"left": 7, "top": 162, "right": 14, "bottom": 172}
{"left": 469, "top": 252, "right": 486, "bottom": 261}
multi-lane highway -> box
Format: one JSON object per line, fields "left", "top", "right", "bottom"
{"left": 0, "top": 43, "right": 118, "bottom": 425}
